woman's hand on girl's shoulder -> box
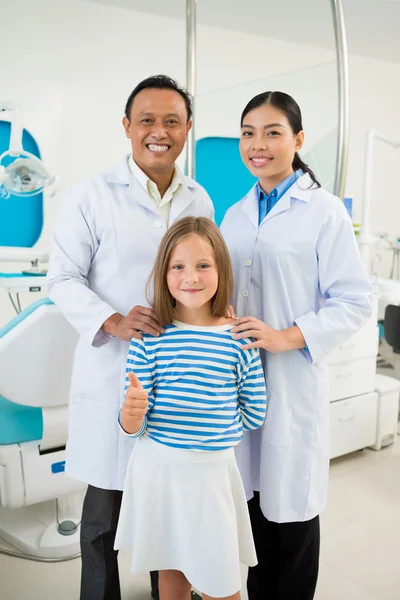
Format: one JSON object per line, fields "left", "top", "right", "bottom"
{"left": 231, "top": 316, "right": 298, "bottom": 353}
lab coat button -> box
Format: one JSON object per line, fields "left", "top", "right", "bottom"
{"left": 245, "top": 259, "right": 252, "bottom": 267}
{"left": 154, "top": 220, "right": 162, "bottom": 228}
{"left": 242, "top": 290, "right": 249, "bottom": 297}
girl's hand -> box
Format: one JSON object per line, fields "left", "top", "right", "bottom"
{"left": 231, "top": 317, "right": 306, "bottom": 353}
{"left": 120, "top": 371, "right": 148, "bottom": 434}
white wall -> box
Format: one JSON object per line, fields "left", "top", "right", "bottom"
{"left": 346, "top": 56, "right": 400, "bottom": 278}
{"left": 1, "top": 0, "right": 334, "bottom": 252}
{"left": 1, "top": 0, "right": 400, "bottom": 283}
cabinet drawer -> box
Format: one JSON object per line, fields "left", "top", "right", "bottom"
{"left": 330, "top": 392, "right": 378, "bottom": 459}
{"left": 328, "top": 357, "right": 376, "bottom": 401}
{"left": 327, "top": 326, "right": 379, "bottom": 365}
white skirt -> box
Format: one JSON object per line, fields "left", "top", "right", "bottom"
{"left": 114, "top": 434, "right": 257, "bottom": 598}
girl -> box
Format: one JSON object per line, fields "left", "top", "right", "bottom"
{"left": 220, "top": 91, "right": 373, "bottom": 600}
{"left": 114, "top": 216, "right": 267, "bottom": 600}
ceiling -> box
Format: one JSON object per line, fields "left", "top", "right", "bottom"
{"left": 84, "top": 0, "right": 400, "bottom": 64}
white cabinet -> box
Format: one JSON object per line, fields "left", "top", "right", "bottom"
{"left": 329, "top": 356, "right": 377, "bottom": 402}
{"left": 369, "top": 374, "right": 400, "bottom": 451}
{"left": 330, "top": 392, "right": 379, "bottom": 459}
{"left": 328, "top": 296, "right": 380, "bottom": 458}
{"left": 327, "top": 326, "right": 379, "bottom": 366}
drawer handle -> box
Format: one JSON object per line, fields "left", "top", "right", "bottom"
{"left": 339, "top": 344, "right": 355, "bottom": 350}
{"left": 336, "top": 373, "right": 352, "bottom": 379}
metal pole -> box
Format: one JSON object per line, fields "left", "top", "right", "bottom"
{"left": 186, "top": 0, "right": 197, "bottom": 179}
{"left": 330, "top": 0, "right": 349, "bottom": 199}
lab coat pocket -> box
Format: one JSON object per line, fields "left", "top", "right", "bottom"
{"left": 263, "top": 395, "right": 292, "bottom": 449}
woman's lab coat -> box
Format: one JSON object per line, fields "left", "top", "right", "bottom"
{"left": 47, "top": 156, "right": 214, "bottom": 490}
{"left": 220, "top": 173, "right": 373, "bottom": 523}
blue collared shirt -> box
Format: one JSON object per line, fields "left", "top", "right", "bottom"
{"left": 257, "top": 169, "right": 303, "bottom": 225}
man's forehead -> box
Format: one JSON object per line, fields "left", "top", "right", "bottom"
{"left": 139, "top": 111, "right": 181, "bottom": 118}
{"left": 131, "top": 89, "right": 186, "bottom": 113}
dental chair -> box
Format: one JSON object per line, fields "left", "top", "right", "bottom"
{"left": 0, "top": 110, "right": 85, "bottom": 560}
{"left": 0, "top": 293, "right": 84, "bottom": 559}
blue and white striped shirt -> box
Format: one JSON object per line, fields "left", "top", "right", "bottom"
{"left": 120, "top": 320, "right": 267, "bottom": 451}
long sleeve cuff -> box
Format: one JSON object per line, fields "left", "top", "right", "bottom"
{"left": 294, "top": 312, "right": 321, "bottom": 364}
{"left": 90, "top": 305, "right": 121, "bottom": 348}
{"left": 117, "top": 410, "right": 147, "bottom": 438}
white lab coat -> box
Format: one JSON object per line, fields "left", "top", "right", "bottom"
{"left": 47, "top": 156, "right": 214, "bottom": 490}
{"left": 220, "top": 173, "right": 373, "bottom": 523}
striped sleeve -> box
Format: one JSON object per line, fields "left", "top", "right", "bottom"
{"left": 237, "top": 347, "right": 267, "bottom": 431}
{"left": 118, "top": 337, "right": 155, "bottom": 438}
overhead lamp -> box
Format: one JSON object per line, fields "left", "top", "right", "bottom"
{"left": 0, "top": 101, "right": 57, "bottom": 198}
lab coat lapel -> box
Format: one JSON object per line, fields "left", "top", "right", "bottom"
{"left": 104, "top": 155, "right": 161, "bottom": 218}
{"left": 240, "top": 184, "right": 259, "bottom": 229}
{"left": 262, "top": 173, "right": 315, "bottom": 224}
{"left": 127, "top": 176, "right": 161, "bottom": 217}
{"left": 263, "top": 193, "right": 291, "bottom": 223}
{"left": 168, "top": 184, "right": 194, "bottom": 224}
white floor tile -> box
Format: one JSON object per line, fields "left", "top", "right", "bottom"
{"left": 321, "top": 483, "right": 400, "bottom": 600}
{"left": 315, "top": 562, "right": 381, "bottom": 600}
{"left": 0, "top": 552, "right": 81, "bottom": 600}
{"left": 321, "top": 473, "right": 393, "bottom": 538}
{"left": 0, "top": 548, "right": 151, "bottom": 600}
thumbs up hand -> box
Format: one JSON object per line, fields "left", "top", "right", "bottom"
{"left": 120, "top": 371, "right": 149, "bottom": 434}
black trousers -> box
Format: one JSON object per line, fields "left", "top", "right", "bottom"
{"left": 247, "top": 492, "right": 320, "bottom": 600}
{"left": 80, "top": 485, "right": 159, "bottom": 600}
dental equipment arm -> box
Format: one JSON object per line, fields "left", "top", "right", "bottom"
{"left": 0, "top": 247, "right": 48, "bottom": 265}
{"left": 0, "top": 101, "right": 23, "bottom": 156}
{"left": 0, "top": 247, "right": 49, "bottom": 314}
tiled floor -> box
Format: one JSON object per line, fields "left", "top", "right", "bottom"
{"left": 318, "top": 435, "right": 400, "bottom": 600}
{"left": 1, "top": 434, "right": 400, "bottom": 599}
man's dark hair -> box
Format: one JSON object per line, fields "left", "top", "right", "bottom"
{"left": 125, "top": 75, "right": 192, "bottom": 122}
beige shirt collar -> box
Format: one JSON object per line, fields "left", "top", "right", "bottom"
{"left": 128, "top": 155, "right": 184, "bottom": 208}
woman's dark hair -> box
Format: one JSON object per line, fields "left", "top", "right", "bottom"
{"left": 125, "top": 75, "right": 192, "bottom": 122}
{"left": 241, "top": 91, "right": 320, "bottom": 188}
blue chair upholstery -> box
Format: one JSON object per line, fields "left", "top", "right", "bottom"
{"left": 0, "top": 396, "right": 42, "bottom": 445}
{"left": 196, "top": 137, "right": 256, "bottom": 226}
{"left": 0, "top": 297, "right": 54, "bottom": 444}
{"left": 0, "top": 295, "right": 52, "bottom": 340}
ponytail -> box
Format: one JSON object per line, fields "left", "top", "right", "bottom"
{"left": 292, "top": 152, "right": 320, "bottom": 188}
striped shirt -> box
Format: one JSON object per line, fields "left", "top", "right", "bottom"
{"left": 120, "top": 320, "right": 267, "bottom": 451}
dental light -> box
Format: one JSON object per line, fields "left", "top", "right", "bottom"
{"left": 0, "top": 101, "right": 56, "bottom": 198}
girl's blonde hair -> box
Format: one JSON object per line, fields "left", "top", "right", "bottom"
{"left": 147, "top": 217, "right": 233, "bottom": 325}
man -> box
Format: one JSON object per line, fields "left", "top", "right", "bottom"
{"left": 47, "top": 75, "right": 214, "bottom": 600}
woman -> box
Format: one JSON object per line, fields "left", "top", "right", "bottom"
{"left": 220, "top": 91, "right": 373, "bottom": 600}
